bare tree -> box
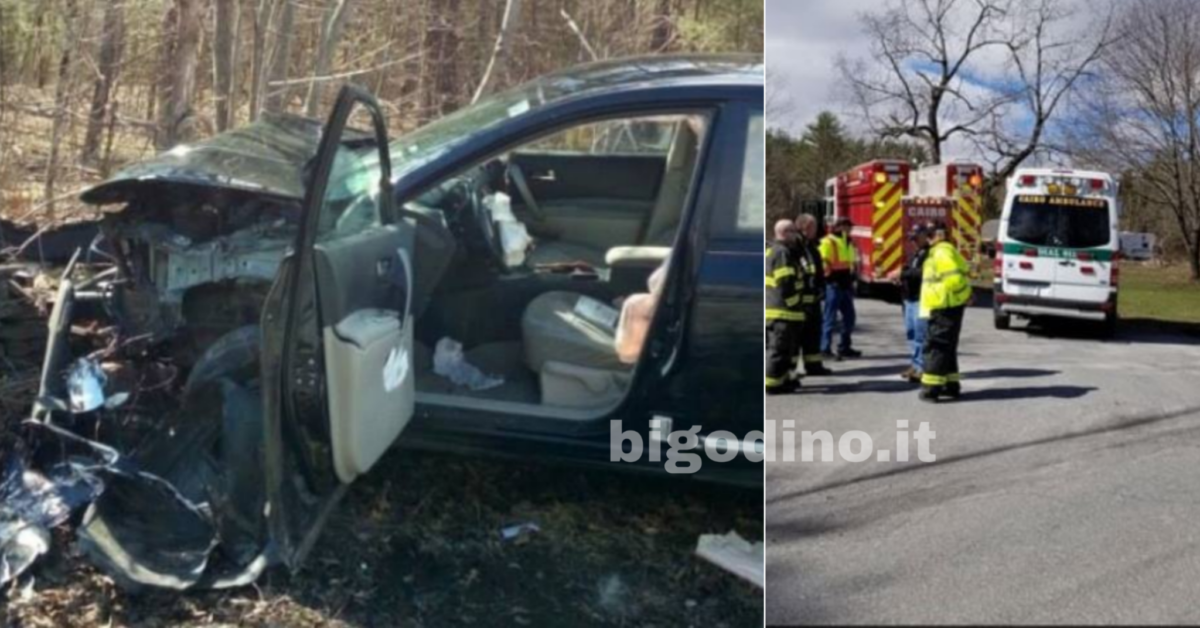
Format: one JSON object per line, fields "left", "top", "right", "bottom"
{"left": 248, "top": 0, "right": 276, "bottom": 120}
{"left": 971, "top": 0, "right": 1114, "bottom": 182}
{"left": 471, "top": 0, "right": 523, "bottom": 104}
{"left": 214, "top": 0, "right": 239, "bottom": 131}
{"left": 82, "top": 0, "right": 126, "bottom": 164}
{"left": 838, "top": 0, "right": 1011, "bottom": 164}
{"left": 839, "top": 0, "right": 1109, "bottom": 170}
{"left": 263, "top": 0, "right": 295, "bottom": 113}
{"left": 157, "top": 0, "right": 205, "bottom": 150}
{"left": 304, "top": 0, "right": 358, "bottom": 116}
{"left": 649, "top": 0, "right": 675, "bottom": 51}
{"left": 44, "top": 0, "right": 81, "bottom": 216}
{"left": 1069, "top": 0, "right": 1200, "bottom": 279}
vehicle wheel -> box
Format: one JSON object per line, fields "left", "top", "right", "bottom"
{"left": 184, "top": 325, "right": 262, "bottom": 399}
{"left": 1102, "top": 312, "right": 1118, "bottom": 338}
{"left": 993, "top": 308, "right": 1011, "bottom": 330}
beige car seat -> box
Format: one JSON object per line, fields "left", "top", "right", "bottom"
{"left": 520, "top": 258, "right": 669, "bottom": 409}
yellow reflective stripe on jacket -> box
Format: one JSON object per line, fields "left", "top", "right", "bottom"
{"left": 785, "top": 295, "right": 800, "bottom": 307}
{"left": 765, "top": 276, "right": 778, "bottom": 288}
{"left": 765, "top": 308, "right": 806, "bottom": 322}
{"left": 921, "top": 373, "right": 948, "bottom": 386}
{"left": 819, "top": 234, "right": 856, "bottom": 274}
{"left": 773, "top": 266, "right": 796, "bottom": 279}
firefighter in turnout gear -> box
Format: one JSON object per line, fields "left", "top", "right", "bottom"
{"left": 795, "top": 214, "right": 832, "bottom": 376}
{"left": 766, "top": 220, "right": 805, "bottom": 394}
{"left": 919, "top": 221, "right": 973, "bottom": 402}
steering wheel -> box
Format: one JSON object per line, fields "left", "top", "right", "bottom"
{"left": 460, "top": 180, "right": 508, "bottom": 271}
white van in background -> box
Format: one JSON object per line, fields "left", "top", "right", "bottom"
{"left": 993, "top": 168, "right": 1120, "bottom": 335}
{"left": 1119, "top": 231, "right": 1156, "bottom": 261}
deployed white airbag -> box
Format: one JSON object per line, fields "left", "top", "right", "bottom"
{"left": 484, "top": 192, "right": 532, "bottom": 268}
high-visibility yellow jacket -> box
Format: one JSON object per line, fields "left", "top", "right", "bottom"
{"left": 766, "top": 242, "right": 805, "bottom": 322}
{"left": 819, "top": 233, "right": 856, "bottom": 276}
{"left": 919, "top": 241, "right": 972, "bottom": 318}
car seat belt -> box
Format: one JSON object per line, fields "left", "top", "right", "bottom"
{"left": 507, "top": 164, "right": 546, "bottom": 222}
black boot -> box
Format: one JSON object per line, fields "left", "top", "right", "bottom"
{"left": 919, "top": 386, "right": 942, "bottom": 403}
{"left": 767, "top": 380, "right": 800, "bottom": 395}
{"left": 945, "top": 382, "right": 961, "bottom": 399}
{"left": 840, "top": 348, "right": 863, "bottom": 358}
{"left": 806, "top": 364, "right": 834, "bottom": 376}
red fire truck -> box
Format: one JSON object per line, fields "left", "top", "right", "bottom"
{"left": 823, "top": 160, "right": 984, "bottom": 287}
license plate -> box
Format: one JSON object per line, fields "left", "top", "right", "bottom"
{"left": 1008, "top": 283, "right": 1041, "bottom": 296}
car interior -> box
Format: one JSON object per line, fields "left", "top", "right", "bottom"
{"left": 394, "top": 111, "right": 711, "bottom": 417}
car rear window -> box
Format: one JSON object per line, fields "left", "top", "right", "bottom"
{"left": 1006, "top": 195, "right": 1111, "bottom": 249}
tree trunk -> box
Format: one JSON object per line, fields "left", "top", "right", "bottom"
{"left": 214, "top": 0, "right": 238, "bottom": 131}
{"left": 304, "top": 0, "right": 357, "bottom": 117}
{"left": 650, "top": 0, "right": 672, "bottom": 51}
{"left": 157, "top": 0, "right": 204, "bottom": 151}
{"left": 248, "top": 0, "right": 273, "bottom": 121}
{"left": 421, "top": 0, "right": 461, "bottom": 122}
{"left": 82, "top": 0, "right": 125, "bottom": 165}
{"left": 44, "top": 0, "right": 80, "bottom": 218}
{"left": 471, "top": 0, "right": 522, "bottom": 104}
{"left": 263, "top": 0, "right": 295, "bottom": 113}
{"left": 1190, "top": 228, "right": 1200, "bottom": 282}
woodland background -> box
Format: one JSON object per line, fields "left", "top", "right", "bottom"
{"left": 0, "top": 0, "right": 763, "bottom": 227}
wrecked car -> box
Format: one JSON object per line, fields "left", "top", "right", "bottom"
{"left": 19, "top": 54, "right": 764, "bottom": 590}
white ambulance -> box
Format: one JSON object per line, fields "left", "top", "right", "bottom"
{"left": 993, "top": 168, "right": 1120, "bottom": 335}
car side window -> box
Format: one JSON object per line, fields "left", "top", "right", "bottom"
{"left": 736, "top": 111, "right": 765, "bottom": 233}
{"left": 523, "top": 117, "right": 679, "bottom": 155}
{"left": 316, "top": 121, "right": 385, "bottom": 241}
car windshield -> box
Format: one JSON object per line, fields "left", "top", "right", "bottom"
{"left": 354, "top": 54, "right": 759, "bottom": 180}
{"left": 1006, "top": 195, "right": 1111, "bottom": 249}
{"left": 352, "top": 78, "right": 565, "bottom": 182}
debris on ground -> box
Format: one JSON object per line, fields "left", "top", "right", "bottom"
{"left": 499, "top": 521, "right": 541, "bottom": 542}
{"left": 0, "top": 457, "right": 104, "bottom": 586}
{"left": 695, "top": 530, "right": 765, "bottom": 588}
{"left": 433, "top": 336, "right": 505, "bottom": 391}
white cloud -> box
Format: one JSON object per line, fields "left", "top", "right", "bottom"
{"left": 766, "top": 0, "right": 868, "bottom": 136}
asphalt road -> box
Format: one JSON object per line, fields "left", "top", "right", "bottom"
{"left": 766, "top": 297, "right": 1200, "bottom": 625}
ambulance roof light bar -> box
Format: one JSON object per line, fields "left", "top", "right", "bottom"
{"left": 1017, "top": 173, "right": 1107, "bottom": 192}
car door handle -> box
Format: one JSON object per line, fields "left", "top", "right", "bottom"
{"left": 532, "top": 170, "right": 556, "bottom": 182}
{"left": 376, "top": 256, "right": 394, "bottom": 278}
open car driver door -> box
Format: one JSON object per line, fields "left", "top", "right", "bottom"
{"left": 261, "top": 85, "right": 416, "bottom": 568}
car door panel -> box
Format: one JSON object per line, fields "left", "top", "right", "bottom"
{"left": 264, "top": 85, "right": 414, "bottom": 567}
{"left": 511, "top": 152, "right": 664, "bottom": 201}
{"left": 510, "top": 152, "right": 664, "bottom": 252}
{"left": 312, "top": 224, "right": 414, "bottom": 481}
{"left": 536, "top": 198, "right": 649, "bottom": 250}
